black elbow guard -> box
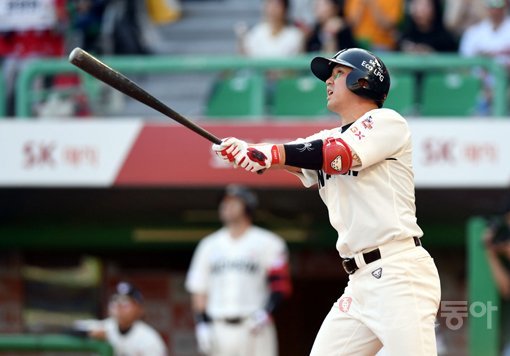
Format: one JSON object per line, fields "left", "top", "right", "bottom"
{"left": 284, "top": 140, "right": 323, "bottom": 170}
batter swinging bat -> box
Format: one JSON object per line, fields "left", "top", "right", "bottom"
{"left": 68, "top": 47, "right": 221, "bottom": 145}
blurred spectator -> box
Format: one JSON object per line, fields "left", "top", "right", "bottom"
{"left": 399, "top": 0, "right": 458, "bottom": 54}
{"left": 343, "top": 0, "right": 404, "bottom": 51}
{"left": 290, "top": 0, "right": 316, "bottom": 30}
{"left": 68, "top": 0, "right": 107, "bottom": 54}
{"left": 0, "top": 0, "right": 67, "bottom": 116}
{"left": 235, "top": 0, "right": 304, "bottom": 58}
{"left": 483, "top": 198, "right": 510, "bottom": 355}
{"left": 459, "top": 0, "right": 510, "bottom": 114}
{"left": 305, "top": 0, "right": 358, "bottom": 54}
{"left": 145, "top": 0, "right": 182, "bottom": 26}
{"left": 483, "top": 199, "right": 510, "bottom": 297}
{"left": 101, "top": 0, "right": 152, "bottom": 55}
{"left": 459, "top": 0, "right": 510, "bottom": 69}
{"left": 232, "top": 0, "right": 305, "bottom": 114}
{"left": 443, "top": 0, "right": 487, "bottom": 37}
{"left": 74, "top": 281, "right": 167, "bottom": 356}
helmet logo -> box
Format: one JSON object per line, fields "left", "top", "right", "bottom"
{"left": 361, "top": 60, "right": 385, "bottom": 82}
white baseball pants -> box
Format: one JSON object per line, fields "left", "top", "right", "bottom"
{"left": 209, "top": 319, "right": 277, "bottom": 356}
{"left": 310, "top": 240, "right": 441, "bottom": 356}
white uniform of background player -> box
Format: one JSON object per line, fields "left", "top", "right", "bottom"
{"left": 213, "top": 48, "right": 441, "bottom": 355}
{"left": 74, "top": 281, "right": 167, "bottom": 356}
{"left": 186, "top": 185, "right": 291, "bottom": 356}
{"left": 101, "top": 316, "right": 167, "bottom": 356}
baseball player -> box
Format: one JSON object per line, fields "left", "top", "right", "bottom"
{"left": 74, "top": 281, "right": 167, "bottom": 356}
{"left": 185, "top": 185, "right": 292, "bottom": 356}
{"left": 213, "top": 48, "right": 441, "bottom": 355}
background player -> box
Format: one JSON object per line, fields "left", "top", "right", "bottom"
{"left": 74, "top": 281, "right": 167, "bottom": 356}
{"left": 213, "top": 48, "right": 441, "bottom": 355}
{"left": 185, "top": 185, "right": 292, "bottom": 356}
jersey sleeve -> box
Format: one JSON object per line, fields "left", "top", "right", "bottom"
{"left": 185, "top": 238, "right": 211, "bottom": 294}
{"left": 340, "top": 109, "right": 410, "bottom": 170}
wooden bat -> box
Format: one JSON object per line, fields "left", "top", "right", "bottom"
{"left": 68, "top": 47, "right": 222, "bottom": 144}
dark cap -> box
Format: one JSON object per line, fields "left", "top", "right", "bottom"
{"left": 224, "top": 184, "right": 258, "bottom": 212}
{"left": 113, "top": 281, "right": 143, "bottom": 304}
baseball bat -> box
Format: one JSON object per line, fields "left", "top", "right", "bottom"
{"left": 68, "top": 47, "right": 221, "bottom": 144}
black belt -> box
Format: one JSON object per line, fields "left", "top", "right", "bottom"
{"left": 342, "top": 237, "right": 421, "bottom": 275}
{"left": 216, "top": 317, "right": 244, "bottom": 324}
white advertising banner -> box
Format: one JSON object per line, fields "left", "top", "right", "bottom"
{"left": 0, "top": 119, "right": 509, "bottom": 188}
{"left": 0, "top": 0, "right": 57, "bottom": 31}
{"left": 0, "top": 121, "right": 142, "bottom": 186}
{"left": 410, "top": 120, "right": 510, "bottom": 188}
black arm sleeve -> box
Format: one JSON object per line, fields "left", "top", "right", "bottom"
{"left": 264, "top": 291, "right": 285, "bottom": 315}
{"left": 194, "top": 311, "right": 212, "bottom": 324}
{"left": 283, "top": 140, "right": 323, "bottom": 170}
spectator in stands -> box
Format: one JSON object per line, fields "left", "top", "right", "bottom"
{"left": 235, "top": 0, "right": 304, "bottom": 58}
{"left": 343, "top": 0, "right": 404, "bottom": 51}
{"left": 305, "top": 0, "right": 358, "bottom": 54}
{"left": 399, "top": 0, "right": 458, "bottom": 54}
{"left": 101, "top": 0, "right": 152, "bottom": 55}
{"left": 233, "top": 0, "right": 305, "bottom": 113}
{"left": 484, "top": 200, "right": 510, "bottom": 298}
{"left": 459, "top": 0, "right": 510, "bottom": 114}
{"left": 483, "top": 198, "right": 510, "bottom": 355}
{"left": 459, "top": 0, "right": 510, "bottom": 69}
{"left": 68, "top": 0, "right": 107, "bottom": 54}
{"left": 74, "top": 281, "right": 167, "bottom": 356}
{"left": 442, "top": 0, "right": 486, "bottom": 38}
{"left": 0, "top": 0, "right": 67, "bottom": 116}
{"left": 290, "top": 0, "right": 317, "bottom": 32}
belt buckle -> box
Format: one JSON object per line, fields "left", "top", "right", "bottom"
{"left": 342, "top": 258, "right": 357, "bottom": 275}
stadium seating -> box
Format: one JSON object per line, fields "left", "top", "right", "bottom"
{"left": 271, "top": 75, "right": 330, "bottom": 118}
{"left": 205, "top": 73, "right": 265, "bottom": 118}
{"left": 420, "top": 72, "right": 481, "bottom": 117}
{"left": 384, "top": 72, "right": 417, "bottom": 116}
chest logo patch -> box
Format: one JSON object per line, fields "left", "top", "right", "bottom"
{"left": 371, "top": 267, "right": 383, "bottom": 279}
{"left": 338, "top": 296, "right": 352, "bottom": 313}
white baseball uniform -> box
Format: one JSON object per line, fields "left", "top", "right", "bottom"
{"left": 102, "top": 317, "right": 167, "bottom": 356}
{"left": 185, "top": 225, "right": 289, "bottom": 356}
{"left": 291, "top": 108, "right": 441, "bottom": 355}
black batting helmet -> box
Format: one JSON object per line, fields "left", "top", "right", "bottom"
{"left": 311, "top": 48, "right": 390, "bottom": 108}
{"left": 223, "top": 184, "right": 258, "bottom": 216}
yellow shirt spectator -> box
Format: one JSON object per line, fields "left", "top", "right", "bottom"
{"left": 344, "top": 0, "right": 404, "bottom": 50}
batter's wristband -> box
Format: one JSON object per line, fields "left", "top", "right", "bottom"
{"left": 194, "top": 312, "right": 212, "bottom": 324}
{"left": 284, "top": 140, "right": 323, "bottom": 170}
{"left": 270, "top": 145, "right": 280, "bottom": 164}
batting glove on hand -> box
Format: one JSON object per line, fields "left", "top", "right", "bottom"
{"left": 212, "top": 137, "right": 247, "bottom": 165}
{"left": 236, "top": 144, "right": 280, "bottom": 173}
{"left": 247, "top": 309, "right": 271, "bottom": 334}
{"left": 195, "top": 321, "right": 213, "bottom": 354}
